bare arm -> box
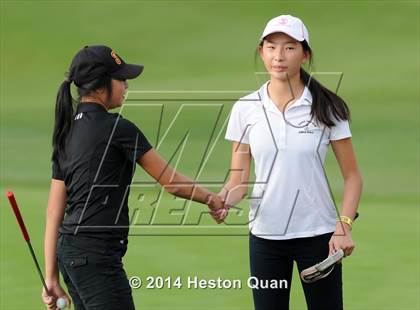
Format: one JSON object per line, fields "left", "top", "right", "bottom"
{"left": 44, "top": 179, "right": 66, "bottom": 284}
{"left": 329, "top": 138, "right": 363, "bottom": 257}
{"left": 138, "top": 149, "right": 223, "bottom": 210}
{"left": 43, "top": 179, "right": 71, "bottom": 309}
{"left": 331, "top": 138, "right": 363, "bottom": 223}
{"left": 219, "top": 142, "right": 252, "bottom": 206}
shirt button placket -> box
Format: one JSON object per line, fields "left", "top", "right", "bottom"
{"left": 279, "top": 114, "right": 287, "bottom": 149}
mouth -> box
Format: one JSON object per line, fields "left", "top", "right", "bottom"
{"left": 271, "top": 66, "right": 288, "bottom": 72}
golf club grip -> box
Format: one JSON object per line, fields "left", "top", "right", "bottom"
{"left": 6, "top": 192, "right": 30, "bottom": 242}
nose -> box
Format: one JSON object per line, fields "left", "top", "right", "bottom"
{"left": 274, "top": 47, "right": 285, "bottom": 62}
{"left": 123, "top": 80, "right": 128, "bottom": 89}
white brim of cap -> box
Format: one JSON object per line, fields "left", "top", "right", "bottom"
{"left": 260, "top": 27, "right": 306, "bottom": 43}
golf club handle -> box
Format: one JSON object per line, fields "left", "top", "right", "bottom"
{"left": 6, "top": 191, "right": 30, "bottom": 242}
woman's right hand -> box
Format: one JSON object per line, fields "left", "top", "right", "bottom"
{"left": 209, "top": 192, "right": 233, "bottom": 223}
{"left": 207, "top": 193, "right": 224, "bottom": 211}
{"left": 205, "top": 193, "right": 225, "bottom": 223}
{"left": 42, "top": 282, "right": 71, "bottom": 310}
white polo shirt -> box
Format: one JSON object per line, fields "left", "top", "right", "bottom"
{"left": 225, "top": 81, "right": 352, "bottom": 240}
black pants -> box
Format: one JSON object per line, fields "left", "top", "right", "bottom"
{"left": 57, "top": 233, "right": 135, "bottom": 310}
{"left": 249, "top": 232, "right": 343, "bottom": 310}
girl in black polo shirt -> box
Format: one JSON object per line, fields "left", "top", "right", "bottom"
{"left": 42, "top": 45, "right": 224, "bottom": 310}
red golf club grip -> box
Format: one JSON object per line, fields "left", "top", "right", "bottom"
{"left": 6, "top": 191, "right": 30, "bottom": 242}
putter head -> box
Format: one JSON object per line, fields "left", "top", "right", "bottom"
{"left": 300, "top": 249, "right": 344, "bottom": 284}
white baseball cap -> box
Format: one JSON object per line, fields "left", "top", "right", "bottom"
{"left": 260, "top": 15, "right": 310, "bottom": 45}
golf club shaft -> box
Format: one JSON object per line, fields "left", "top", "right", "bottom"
{"left": 27, "top": 241, "right": 50, "bottom": 293}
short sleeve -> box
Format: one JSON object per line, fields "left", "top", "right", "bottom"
{"left": 329, "top": 118, "right": 352, "bottom": 141}
{"left": 225, "top": 102, "right": 250, "bottom": 144}
{"left": 52, "top": 158, "right": 64, "bottom": 180}
{"left": 113, "top": 118, "right": 153, "bottom": 162}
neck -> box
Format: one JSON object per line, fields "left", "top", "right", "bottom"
{"left": 80, "top": 96, "right": 109, "bottom": 111}
{"left": 267, "top": 74, "right": 305, "bottom": 109}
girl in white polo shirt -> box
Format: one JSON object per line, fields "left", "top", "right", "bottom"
{"left": 216, "top": 15, "right": 363, "bottom": 310}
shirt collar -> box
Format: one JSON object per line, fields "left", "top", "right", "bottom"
{"left": 77, "top": 102, "right": 108, "bottom": 113}
{"left": 259, "top": 81, "right": 313, "bottom": 111}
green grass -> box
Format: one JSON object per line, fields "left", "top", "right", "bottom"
{"left": 1, "top": 1, "right": 419, "bottom": 309}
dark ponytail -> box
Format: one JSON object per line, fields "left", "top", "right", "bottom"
{"left": 52, "top": 79, "right": 75, "bottom": 161}
{"left": 255, "top": 40, "right": 350, "bottom": 127}
{"left": 300, "top": 41, "right": 350, "bottom": 127}
{"left": 52, "top": 74, "right": 113, "bottom": 161}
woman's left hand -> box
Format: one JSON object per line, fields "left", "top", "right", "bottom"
{"left": 328, "top": 222, "right": 355, "bottom": 261}
{"left": 42, "top": 281, "right": 71, "bottom": 310}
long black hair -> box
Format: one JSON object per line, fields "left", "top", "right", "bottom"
{"left": 52, "top": 74, "right": 113, "bottom": 161}
{"left": 256, "top": 39, "right": 350, "bottom": 127}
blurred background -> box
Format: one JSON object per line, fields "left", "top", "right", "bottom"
{"left": 1, "top": 1, "right": 418, "bottom": 309}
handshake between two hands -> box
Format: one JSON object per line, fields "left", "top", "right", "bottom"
{"left": 207, "top": 192, "right": 231, "bottom": 224}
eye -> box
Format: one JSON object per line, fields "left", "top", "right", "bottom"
{"left": 286, "top": 46, "right": 295, "bottom": 50}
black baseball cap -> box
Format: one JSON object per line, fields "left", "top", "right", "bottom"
{"left": 69, "top": 45, "right": 144, "bottom": 86}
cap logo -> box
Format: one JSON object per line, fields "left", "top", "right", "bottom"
{"left": 111, "top": 50, "right": 122, "bottom": 65}
{"left": 278, "top": 18, "right": 288, "bottom": 25}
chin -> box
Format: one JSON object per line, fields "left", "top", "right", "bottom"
{"left": 270, "top": 72, "right": 288, "bottom": 81}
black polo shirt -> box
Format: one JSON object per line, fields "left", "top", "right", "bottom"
{"left": 52, "top": 102, "right": 152, "bottom": 240}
